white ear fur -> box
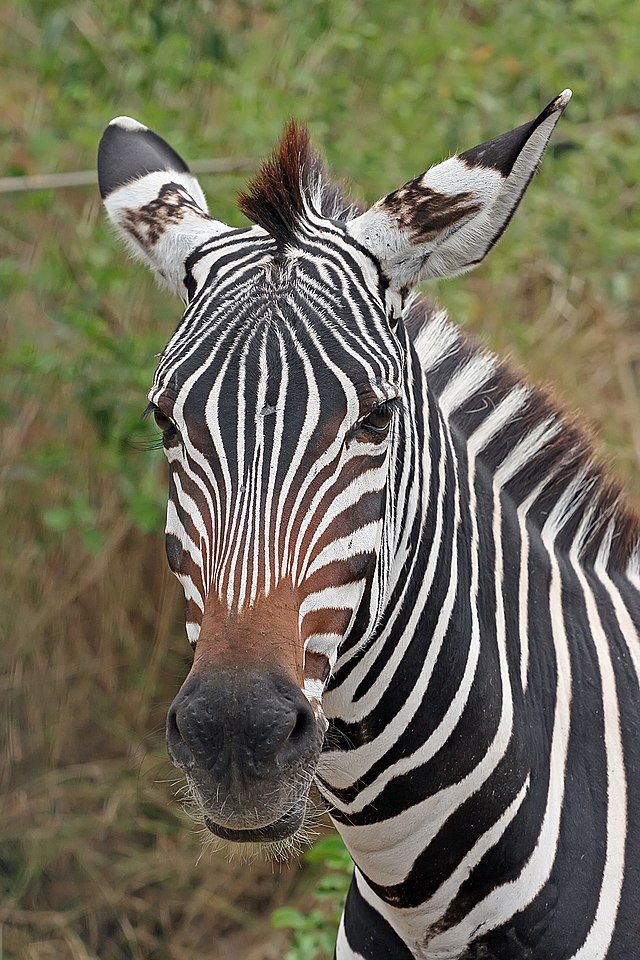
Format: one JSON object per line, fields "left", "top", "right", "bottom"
{"left": 102, "top": 170, "right": 229, "bottom": 296}
{"left": 348, "top": 90, "right": 572, "bottom": 290}
{"left": 98, "top": 117, "right": 230, "bottom": 297}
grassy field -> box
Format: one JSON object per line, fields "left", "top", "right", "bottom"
{"left": 1, "top": 1, "right": 639, "bottom": 957}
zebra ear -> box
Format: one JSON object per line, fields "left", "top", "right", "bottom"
{"left": 347, "top": 90, "right": 571, "bottom": 290}
{"left": 97, "top": 117, "right": 230, "bottom": 297}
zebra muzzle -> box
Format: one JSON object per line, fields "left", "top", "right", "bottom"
{"left": 165, "top": 665, "right": 324, "bottom": 839}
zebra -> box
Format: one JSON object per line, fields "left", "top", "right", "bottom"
{"left": 97, "top": 90, "right": 640, "bottom": 958}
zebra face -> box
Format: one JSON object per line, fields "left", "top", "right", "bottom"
{"left": 150, "top": 236, "right": 404, "bottom": 843}
{"left": 98, "top": 92, "right": 571, "bottom": 846}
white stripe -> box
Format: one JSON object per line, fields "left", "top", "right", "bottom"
{"left": 427, "top": 497, "right": 573, "bottom": 953}
{"left": 304, "top": 632, "right": 344, "bottom": 658}
{"left": 468, "top": 385, "right": 529, "bottom": 455}
{"left": 263, "top": 328, "right": 288, "bottom": 596}
{"left": 438, "top": 353, "right": 496, "bottom": 417}
{"left": 303, "top": 678, "right": 325, "bottom": 701}
{"left": 305, "top": 521, "right": 381, "bottom": 578}
{"left": 176, "top": 573, "right": 204, "bottom": 612}
{"left": 412, "top": 309, "right": 459, "bottom": 373}
{"left": 165, "top": 500, "right": 202, "bottom": 568}
{"left": 567, "top": 542, "right": 630, "bottom": 958}
{"left": 299, "top": 581, "right": 366, "bottom": 622}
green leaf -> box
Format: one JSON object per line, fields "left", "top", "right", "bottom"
{"left": 272, "top": 907, "right": 309, "bottom": 930}
{"left": 41, "top": 506, "right": 73, "bottom": 533}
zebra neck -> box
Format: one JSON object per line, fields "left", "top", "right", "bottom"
{"left": 318, "top": 310, "right": 639, "bottom": 957}
{"left": 318, "top": 342, "right": 537, "bottom": 890}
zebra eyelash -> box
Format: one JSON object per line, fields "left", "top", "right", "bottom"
{"left": 356, "top": 397, "right": 402, "bottom": 438}
{"left": 133, "top": 405, "right": 165, "bottom": 451}
{"left": 366, "top": 396, "right": 403, "bottom": 419}
{"left": 132, "top": 435, "right": 166, "bottom": 452}
{"left": 141, "top": 401, "right": 179, "bottom": 447}
{"left": 127, "top": 408, "right": 166, "bottom": 453}
{"left": 381, "top": 396, "right": 402, "bottom": 414}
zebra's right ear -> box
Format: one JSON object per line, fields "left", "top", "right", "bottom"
{"left": 97, "top": 117, "right": 230, "bottom": 298}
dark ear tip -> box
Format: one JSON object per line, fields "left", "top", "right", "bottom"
{"left": 97, "top": 118, "right": 147, "bottom": 198}
{"left": 97, "top": 117, "right": 190, "bottom": 200}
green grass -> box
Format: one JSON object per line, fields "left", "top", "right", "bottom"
{"left": 1, "top": 1, "right": 639, "bottom": 957}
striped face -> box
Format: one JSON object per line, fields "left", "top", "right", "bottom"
{"left": 149, "top": 225, "right": 404, "bottom": 699}
{"left": 98, "top": 92, "right": 571, "bottom": 845}
{"left": 149, "top": 226, "right": 405, "bottom": 845}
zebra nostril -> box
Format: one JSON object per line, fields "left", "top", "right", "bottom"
{"left": 166, "top": 703, "right": 194, "bottom": 771}
{"left": 285, "top": 700, "right": 315, "bottom": 747}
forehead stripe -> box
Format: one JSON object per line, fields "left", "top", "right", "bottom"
{"left": 300, "top": 269, "right": 398, "bottom": 378}
{"left": 275, "top": 335, "right": 322, "bottom": 582}
{"left": 247, "top": 330, "right": 271, "bottom": 608}
{"left": 263, "top": 328, "right": 289, "bottom": 596}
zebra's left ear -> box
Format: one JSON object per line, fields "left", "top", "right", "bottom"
{"left": 347, "top": 90, "right": 571, "bottom": 290}
{"left": 98, "top": 117, "right": 230, "bottom": 298}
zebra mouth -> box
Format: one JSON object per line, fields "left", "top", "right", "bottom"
{"left": 203, "top": 801, "right": 305, "bottom": 843}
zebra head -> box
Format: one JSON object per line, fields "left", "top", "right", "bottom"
{"left": 98, "top": 92, "right": 570, "bottom": 849}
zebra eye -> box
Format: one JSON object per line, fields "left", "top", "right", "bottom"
{"left": 360, "top": 401, "right": 393, "bottom": 438}
{"left": 153, "top": 407, "right": 178, "bottom": 443}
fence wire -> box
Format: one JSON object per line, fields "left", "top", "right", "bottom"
{"left": 0, "top": 157, "right": 256, "bottom": 194}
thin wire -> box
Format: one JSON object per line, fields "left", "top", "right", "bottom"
{"left": 0, "top": 157, "right": 257, "bottom": 194}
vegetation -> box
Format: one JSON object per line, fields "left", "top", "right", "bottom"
{"left": 272, "top": 836, "right": 354, "bottom": 960}
{"left": 1, "top": 0, "right": 639, "bottom": 957}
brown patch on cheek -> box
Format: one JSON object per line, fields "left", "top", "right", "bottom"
{"left": 193, "top": 583, "right": 303, "bottom": 684}
{"left": 379, "top": 182, "right": 481, "bottom": 244}
{"left": 301, "top": 607, "right": 353, "bottom": 643}
{"left": 304, "top": 650, "right": 330, "bottom": 684}
{"left": 122, "top": 182, "right": 210, "bottom": 247}
{"left": 304, "top": 651, "right": 331, "bottom": 712}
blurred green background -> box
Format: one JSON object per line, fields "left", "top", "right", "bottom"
{"left": 2, "top": 1, "right": 639, "bottom": 957}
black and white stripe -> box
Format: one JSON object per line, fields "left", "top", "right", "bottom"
{"left": 320, "top": 301, "right": 640, "bottom": 957}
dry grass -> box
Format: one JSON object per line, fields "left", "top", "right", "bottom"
{"left": 459, "top": 260, "right": 640, "bottom": 502}
{"left": 1, "top": 479, "right": 307, "bottom": 959}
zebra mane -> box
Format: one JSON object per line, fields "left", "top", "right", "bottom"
{"left": 238, "top": 120, "right": 363, "bottom": 248}
{"left": 406, "top": 300, "right": 640, "bottom": 572}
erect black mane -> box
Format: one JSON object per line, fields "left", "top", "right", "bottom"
{"left": 238, "top": 120, "right": 363, "bottom": 249}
